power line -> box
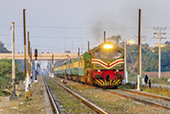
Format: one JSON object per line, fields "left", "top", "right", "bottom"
{"left": 0, "top": 24, "right": 158, "bottom": 29}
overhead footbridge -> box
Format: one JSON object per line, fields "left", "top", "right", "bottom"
{"left": 0, "top": 53, "right": 78, "bottom": 60}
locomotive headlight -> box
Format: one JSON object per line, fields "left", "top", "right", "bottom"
{"left": 103, "top": 44, "right": 113, "bottom": 49}
{"left": 116, "top": 64, "right": 122, "bottom": 67}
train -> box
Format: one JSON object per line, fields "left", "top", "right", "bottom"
{"left": 54, "top": 42, "right": 124, "bottom": 88}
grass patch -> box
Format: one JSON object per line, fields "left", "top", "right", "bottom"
{"left": 150, "top": 76, "right": 170, "bottom": 85}
{"left": 141, "top": 86, "right": 170, "bottom": 97}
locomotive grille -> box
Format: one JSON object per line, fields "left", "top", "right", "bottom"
{"left": 95, "top": 79, "right": 121, "bottom": 86}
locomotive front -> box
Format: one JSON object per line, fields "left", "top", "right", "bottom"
{"left": 91, "top": 42, "right": 124, "bottom": 87}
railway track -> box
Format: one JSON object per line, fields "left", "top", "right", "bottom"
{"left": 106, "top": 88, "right": 170, "bottom": 110}
{"left": 42, "top": 76, "right": 61, "bottom": 114}
{"left": 45, "top": 76, "right": 108, "bottom": 114}
{"left": 49, "top": 76, "right": 170, "bottom": 113}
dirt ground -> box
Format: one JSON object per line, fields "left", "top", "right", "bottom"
{"left": 0, "top": 76, "right": 47, "bottom": 114}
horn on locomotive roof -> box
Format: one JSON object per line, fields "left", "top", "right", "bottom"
{"left": 104, "top": 31, "right": 106, "bottom": 43}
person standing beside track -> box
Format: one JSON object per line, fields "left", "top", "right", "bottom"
{"left": 144, "top": 75, "right": 148, "bottom": 84}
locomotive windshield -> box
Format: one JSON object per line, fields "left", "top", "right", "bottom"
{"left": 95, "top": 49, "right": 108, "bottom": 59}
{"left": 95, "top": 49, "right": 122, "bottom": 59}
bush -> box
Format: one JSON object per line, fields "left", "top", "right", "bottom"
{"left": 150, "top": 76, "right": 170, "bottom": 85}
{"left": 16, "top": 71, "right": 25, "bottom": 84}
{"left": 0, "top": 76, "right": 11, "bottom": 89}
{"left": 128, "top": 73, "right": 137, "bottom": 82}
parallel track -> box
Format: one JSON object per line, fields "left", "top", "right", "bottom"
{"left": 42, "top": 76, "right": 61, "bottom": 114}
{"left": 106, "top": 88, "right": 170, "bottom": 110}
{"left": 50, "top": 77, "right": 109, "bottom": 114}
{"left": 118, "top": 88, "right": 170, "bottom": 101}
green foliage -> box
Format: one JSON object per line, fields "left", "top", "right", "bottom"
{"left": 0, "top": 75, "right": 11, "bottom": 89}
{"left": 128, "top": 73, "right": 137, "bottom": 82}
{"left": 0, "top": 59, "right": 12, "bottom": 76}
{"left": 150, "top": 76, "right": 170, "bottom": 85}
{"left": 126, "top": 42, "right": 170, "bottom": 73}
{"left": 16, "top": 71, "right": 25, "bottom": 84}
{"left": 0, "top": 59, "right": 25, "bottom": 89}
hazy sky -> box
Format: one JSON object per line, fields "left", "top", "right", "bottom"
{"left": 0, "top": 0, "right": 170, "bottom": 54}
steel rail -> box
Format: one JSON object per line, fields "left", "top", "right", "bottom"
{"left": 42, "top": 76, "right": 61, "bottom": 114}
{"left": 107, "top": 90, "right": 170, "bottom": 110}
{"left": 118, "top": 88, "right": 170, "bottom": 101}
{"left": 50, "top": 78, "right": 108, "bottom": 114}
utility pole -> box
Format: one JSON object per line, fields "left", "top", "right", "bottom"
{"left": 10, "top": 22, "right": 18, "bottom": 107}
{"left": 137, "top": 9, "right": 141, "bottom": 91}
{"left": 28, "top": 31, "right": 31, "bottom": 87}
{"left": 30, "top": 48, "right": 32, "bottom": 74}
{"left": 51, "top": 54, "right": 54, "bottom": 78}
{"left": 88, "top": 41, "right": 90, "bottom": 51}
{"left": 104, "top": 31, "right": 106, "bottom": 43}
{"left": 23, "top": 9, "right": 29, "bottom": 98}
{"left": 153, "top": 27, "right": 166, "bottom": 78}
{"left": 124, "top": 40, "right": 128, "bottom": 83}
{"left": 135, "top": 35, "right": 146, "bottom": 78}
{"left": 78, "top": 48, "right": 80, "bottom": 56}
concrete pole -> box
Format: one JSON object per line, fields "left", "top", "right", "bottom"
{"left": 52, "top": 54, "right": 54, "bottom": 78}
{"left": 23, "top": 9, "right": 29, "bottom": 97}
{"left": 124, "top": 40, "right": 128, "bottom": 83}
{"left": 12, "top": 22, "right": 16, "bottom": 95}
{"left": 159, "top": 28, "right": 161, "bottom": 78}
{"left": 78, "top": 48, "right": 80, "bottom": 56}
{"left": 30, "top": 48, "right": 32, "bottom": 76}
{"left": 140, "top": 45, "right": 142, "bottom": 77}
{"left": 137, "top": 9, "right": 141, "bottom": 91}
{"left": 10, "top": 22, "right": 18, "bottom": 107}
{"left": 28, "top": 32, "right": 31, "bottom": 86}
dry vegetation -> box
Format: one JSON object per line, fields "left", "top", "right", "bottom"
{"left": 0, "top": 76, "right": 46, "bottom": 114}
{"left": 54, "top": 77, "right": 170, "bottom": 113}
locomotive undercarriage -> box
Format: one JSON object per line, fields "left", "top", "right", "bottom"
{"left": 56, "top": 71, "right": 122, "bottom": 88}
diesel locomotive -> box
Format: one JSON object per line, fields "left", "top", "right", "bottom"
{"left": 54, "top": 42, "right": 124, "bottom": 88}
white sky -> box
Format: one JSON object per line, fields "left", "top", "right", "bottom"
{"left": 0, "top": 0, "right": 170, "bottom": 55}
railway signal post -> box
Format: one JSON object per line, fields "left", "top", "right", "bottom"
{"left": 10, "top": 22, "right": 19, "bottom": 107}
{"left": 34, "top": 49, "right": 38, "bottom": 82}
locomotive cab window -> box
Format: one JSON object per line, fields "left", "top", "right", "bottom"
{"left": 109, "top": 50, "right": 122, "bottom": 59}
{"left": 95, "top": 49, "right": 108, "bottom": 59}
{"left": 95, "top": 49, "right": 122, "bottom": 59}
